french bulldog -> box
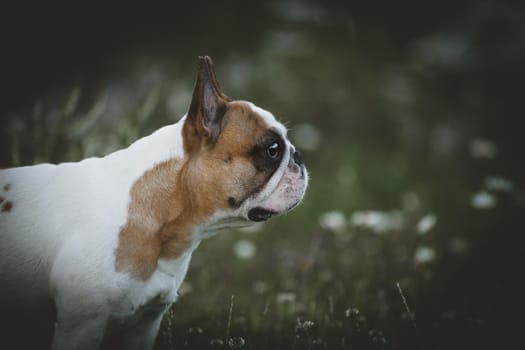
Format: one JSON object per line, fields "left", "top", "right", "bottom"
{"left": 0, "top": 56, "right": 308, "bottom": 349}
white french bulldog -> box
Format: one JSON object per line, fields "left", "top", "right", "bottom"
{"left": 0, "top": 56, "right": 308, "bottom": 349}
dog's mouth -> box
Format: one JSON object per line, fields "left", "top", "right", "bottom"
{"left": 247, "top": 207, "right": 277, "bottom": 222}
{"left": 247, "top": 199, "right": 302, "bottom": 222}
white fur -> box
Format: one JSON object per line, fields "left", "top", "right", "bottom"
{"left": 1, "top": 120, "right": 188, "bottom": 349}
{"left": 0, "top": 102, "right": 307, "bottom": 349}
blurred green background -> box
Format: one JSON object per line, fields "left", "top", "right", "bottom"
{"left": 2, "top": 1, "right": 525, "bottom": 349}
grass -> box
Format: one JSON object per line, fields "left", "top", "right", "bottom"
{"left": 156, "top": 225, "right": 423, "bottom": 350}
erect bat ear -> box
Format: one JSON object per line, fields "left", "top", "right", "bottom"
{"left": 185, "top": 56, "right": 231, "bottom": 150}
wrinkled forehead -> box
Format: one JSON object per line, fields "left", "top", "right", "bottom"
{"left": 237, "top": 101, "right": 288, "bottom": 139}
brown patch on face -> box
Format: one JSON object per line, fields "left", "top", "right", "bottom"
{"left": 181, "top": 101, "right": 274, "bottom": 214}
{"left": 2, "top": 201, "right": 13, "bottom": 212}
{"left": 208, "top": 102, "right": 278, "bottom": 206}
{"left": 115, "top": 102, "right": 275, "bottom": 280}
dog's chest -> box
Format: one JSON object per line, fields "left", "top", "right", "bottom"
{"left": 120, "top": 241, "right": 198, "bottom": 316}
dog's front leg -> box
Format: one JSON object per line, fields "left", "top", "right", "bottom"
{"left": 52, "top": 308, "right": 109, "bottom": 350}
{"left": 49, "top": 244, "right": 114, "bottom": 350}
{"left": 118, "top": 308, "right": 166, "bottom": 350}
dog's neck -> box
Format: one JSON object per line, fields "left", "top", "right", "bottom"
{"left": 109, "top": 117, "right": 227, "bottom": 280}
{"left": 105, "top": 119, "right": 181, "bottom": 278}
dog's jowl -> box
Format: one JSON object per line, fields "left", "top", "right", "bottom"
{"left": 0, "top": 56, "right": 308, "bottom": 349}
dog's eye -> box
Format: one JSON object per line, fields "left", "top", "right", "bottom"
{"left": 266, "top": 142, "right": 281, "bottom": 160}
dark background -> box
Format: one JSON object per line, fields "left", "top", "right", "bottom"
{"left": 1, "top": 1, "right": 525, "bottom": 349}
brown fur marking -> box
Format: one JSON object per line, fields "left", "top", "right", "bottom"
{"left": 2, "top": 201, "right": 13, "bottom": 212}
{"left": 115, "top": 101, "right": 272, "bottom": 280}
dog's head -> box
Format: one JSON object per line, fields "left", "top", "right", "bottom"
{"left": 182, "top": 56, "right": 308, "bottom": 231}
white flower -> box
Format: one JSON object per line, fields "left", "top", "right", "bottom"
{"left": 417, "top": 213, "right": 437, "bottom": 234}
{"left": 470, "top": 190, "right": 497, "bottom": 210}
{"left": 469, "top": 138, "right": 497, "bottom": 159}
{"left": 276, "top": 292, "right": 296, "bottom": 303}
{"left": 484, "top": 176, "right": 514, "bottom": 192}
{"left": 234, "top": 240, "right": 256, "bottom": 260}
{"left": 414, "top": 246, "right": 436, "bottom": 264}
{"left": 319, "top": 211, "right": 346, "bottom": 231}
{"left": 350, "top": 210, "right": 404, "bottom": 233}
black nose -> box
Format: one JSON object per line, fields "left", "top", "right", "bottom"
{"left": 293, "top": 151, "right": 304, "bottom": 166}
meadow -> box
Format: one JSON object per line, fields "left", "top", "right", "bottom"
{"left": 2, "top": 1, "right": 524, "bottom": 349}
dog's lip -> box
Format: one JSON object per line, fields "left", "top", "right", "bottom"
{"left": 247, "top": 207, "right": 277, "bottom": 222}
{"left": 287, "top": 199, "right": 302, "bottom": 211}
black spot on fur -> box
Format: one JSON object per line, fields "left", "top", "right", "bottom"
{"left": 3, "top": 184, "right": 11, "bottom": 191}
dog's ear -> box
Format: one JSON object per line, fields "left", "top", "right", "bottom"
{"left": 185, "top": 56, "right": 231, "bottom": 150}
